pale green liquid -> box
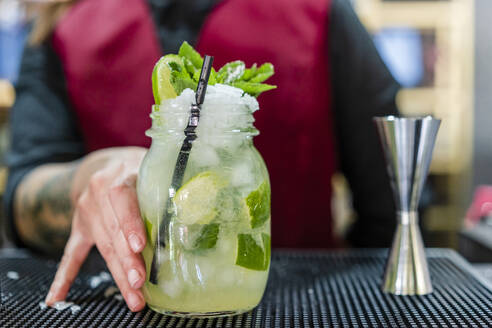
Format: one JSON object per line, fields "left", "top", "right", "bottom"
{"left": 141, "top": 226, "right": 269, "bottom": 314}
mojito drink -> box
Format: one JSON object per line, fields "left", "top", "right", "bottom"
{"left": 137, "top": 42, "right": 275, "bottom": 316}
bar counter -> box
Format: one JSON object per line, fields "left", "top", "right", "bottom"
{"left": 1, "top": 248, "right": 491, "bottom": 327}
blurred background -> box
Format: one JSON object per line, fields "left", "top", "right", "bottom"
{"left": 0, "top": 0, "right": 490, "bottom": 259}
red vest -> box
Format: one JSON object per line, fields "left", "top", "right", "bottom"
{"left": 53, "top": 0, "right": 337, "bottom": 248}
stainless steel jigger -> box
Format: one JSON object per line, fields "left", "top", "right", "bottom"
{"left": 374, "top": 115, "right": 441, "bottom": 296}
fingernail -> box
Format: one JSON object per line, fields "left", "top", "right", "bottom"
{"left": 127, "top": 292, "right": 142, "bottom": 311}
{"left": 45, "top": 291, "right": 53, "bottom": 303}
{"left": 128, "top": 233, "right": 143, "bottom": 252}
{"left": 128, "top": 269, "right": 142, "bottom": 289}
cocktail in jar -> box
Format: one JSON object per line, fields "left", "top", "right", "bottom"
{"left": 137, "top": 42, "right": 276, "bottom": 317}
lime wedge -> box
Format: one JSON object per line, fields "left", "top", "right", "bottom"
{"left": 152, "top": 55, "right": 181, "bottom": 103}
{"left": 236, "top": 233, "right": 271, "bottom": 271}
{"left": 174, "top": 171, "right": 224, "bottom": 225}
{"left": 152, "top": 55, "right": 195, "bottom": 104}
{"left": 245, "top": 181, "right": 271, "bottom": 229}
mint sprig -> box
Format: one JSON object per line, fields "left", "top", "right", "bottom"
{"left": 177, "top": 41, "right": 276, "bottom": 97}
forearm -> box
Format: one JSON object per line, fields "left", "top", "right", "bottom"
{"left": 12, "top": 147, "right": 147, "bottom": 254}
{"left": 14, "top": 161, "right": 79, "bottom": 254}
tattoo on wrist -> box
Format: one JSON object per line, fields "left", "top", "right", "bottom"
{"left": 16, "top": 163, "right": 79, "bottom": 254}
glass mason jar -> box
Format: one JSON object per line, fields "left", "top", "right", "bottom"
{"left": 137, "top": 87, "right": 271, "bottom": 317}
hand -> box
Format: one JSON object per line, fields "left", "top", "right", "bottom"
{"left": 45, "top": 147, "right": 148, "bottom": 312}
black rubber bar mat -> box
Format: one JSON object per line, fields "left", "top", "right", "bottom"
{"left": 1, "top": 249, "right": 491, "bottom": 327}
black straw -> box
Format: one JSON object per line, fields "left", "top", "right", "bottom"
{"left": 148, "top": 56, "right": 214, "bottom": 284}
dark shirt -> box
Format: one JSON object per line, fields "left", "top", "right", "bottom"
{"left": 4, "top": 0, "right": 398, "bottom": 248}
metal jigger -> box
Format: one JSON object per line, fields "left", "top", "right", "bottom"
{"left": 374, "top": 115, "right": 441, "bottom": 295}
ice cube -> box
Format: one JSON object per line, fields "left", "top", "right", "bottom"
{"left": 178, "top": 253, "right": 192, "bottom": 284}
{"left": 99, "top": 272, "right": 111, "bottom": 281}
{"left": 54, "top": 302, "right": 71, "bottom": 311}
{"left": 192, "top": 143, "right": 220, "bottom": 167}
{"left": 6, "top": 271, "right": 19, "bottom": 280}
{"left": 216, "top": 234, "right": 237, "bottom": 264}
{"left": 89, "top": 271, "right": 112, "bottom": 288}
{"left": 216, "top": 193, "right": 235, "bottom": 223}
{"left": 240, "top": 93, "right": 259, "bottom": 112}
{"left": 165, "top": 88, "right": 194, "bottom": 114}
{"left": 192, "top": 256, "right": 216, "bottom": 286}
{"left": 38, "top": 300, "right": 82, "bottom": 314}
{"left": 70, "top": 305, "right": 81, "bottom": 314}
{"left": 217, "top": 234, "right": 232, "bottom": 253}
{"left": 161, "top": 276, "right": 183, "bottom": 298}
{"left": 202, "top": 84, "right": 258, "bottom": 114}
{"left": 231, "top": 161, "right": 254, "bottom": 187}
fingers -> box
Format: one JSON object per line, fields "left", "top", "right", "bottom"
{"left": 101, "top": 183, "right": 146, "bottom": 290}
{"left": 114, "top": 229, "right": 146, "bottom": 289}
{"left": 95, "top": 174, "right": 146, "bottom": 310}
{"left": 101, "top": 193, "right": 146, "bottom": 290}
{"left": 45, "top": 214, "right": 92, "bottom": 306}
{"left": 108, "top": 174, "right": 146, "bottom": 253}
{"left": 93, "top": 225, "right": 145, "bottom": 312}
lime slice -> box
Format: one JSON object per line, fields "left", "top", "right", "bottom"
{"left": 245, "top": 181, "right": 271, "bottom": 229}
{"left": 152, "top": 55, "right": 195, "bottom": 104}
{"left": 174, "top": 171, "right": 224, "bottom": 225}
{"left": 152, "top": 55, "right": 181, "bottom": 103}
{"left": 236, "top": 233, "right": 271, "bottom": 271}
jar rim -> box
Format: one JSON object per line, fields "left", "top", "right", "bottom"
{"left": 151, "top": 103, "right": 255, "bottom": 114}
{"left": 147, "top": 106, "right": 259, "bottom": 138}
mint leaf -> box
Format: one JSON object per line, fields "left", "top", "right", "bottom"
{"left": 183, "top": 57, "right": 198, "bottom": 79}
{"left": 192, "top": 68, "right": 218, "bottom": 85}
{"left": 193, "top": 223, "right": 220, "bottom": 250}
{"left": 248, "top": 63, "right": 274, "bottom": 83}
{"left": 178, "top": 41, "right": 203, "bottom": 68}
{"left": 217, "top": 61, "right": 245, "bottom": 84}
{"left": 192, "top": 70, "right": 200, "bottom": 82}
{"left": 209, "top": 68, "right": 218, "bottom": 85}
{"left": 144, "top": 217, "right": 153, "bottom": 245}
{"left": 242, "top": 63, "right": 257, "bottom": 81}
{"left": 245, "top": 181, "right": 271, "bottom": 228}
{"left": 171, "top": 76, "right": 196, "bottom": 95}
{"left": 170, "top": 65, "right": 196, "bottom": 94}
{"left": 235, "top": 233, "right": 270, "bottom": 271}
{"left": 232, "top": 81, "right": 277, "bottom": 97}
{"left": 168, "top": 61, "right": 182, "bottom": 72}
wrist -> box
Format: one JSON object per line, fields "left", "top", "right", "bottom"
{"left": 70, "top": 147, "right": 147, "bottom": 203}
